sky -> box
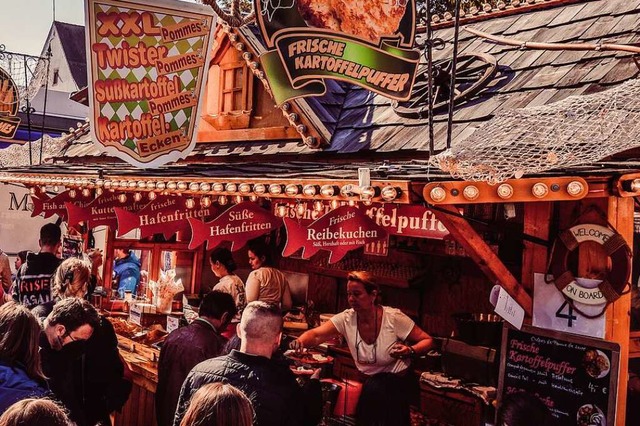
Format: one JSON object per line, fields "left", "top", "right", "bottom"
{"left": 0, "top": 0, "right": 85, "bottom": 56}
{"left": 0, "top": 0, "right": 198, "bottom": 57}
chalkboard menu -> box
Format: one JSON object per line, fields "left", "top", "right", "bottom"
{"left": 498, "top": 325, "right": 619, "bottom": 426}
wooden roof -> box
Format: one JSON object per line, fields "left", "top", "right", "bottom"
{"left": 24, "top": 0, "right": 640, "bottom": 181}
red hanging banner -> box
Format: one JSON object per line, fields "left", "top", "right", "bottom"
{"left": 283, "top": 205, "right": 388, "bottom": 264}
{"left": 188, "top": 202, "right": 282, "bottom": 250}
{"left": 66, "top": 192, "right": 149, "bottom": 229}
{"left": 115, "top": 195, "right": 218, "bottom": 238}
{"left": 31, "top": 190, "right": 94, "bottom": 221}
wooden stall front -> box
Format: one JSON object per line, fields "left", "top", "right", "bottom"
{"left": 1, "top": 0, "right": 640, "bottom": 425}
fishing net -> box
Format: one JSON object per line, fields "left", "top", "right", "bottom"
{"left": 0, "top": 52, "right": 49, "bottom": 102}
{"left": 429, "top": 78, "right": 640, "bottom": 184}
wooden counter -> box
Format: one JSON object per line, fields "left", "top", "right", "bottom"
{"left": 115, "top": 334, "right": 159, "bottom": 426}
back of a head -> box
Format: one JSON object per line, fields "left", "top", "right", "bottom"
{"left": 0, "top": 398, "right": 72, "bottom": 426}
{"left": 199, "top": 291, "right": 237, "bottom": 320}
{"left": 209, "top": 248, "right": 237, "bottom": 272}
{"left": 179, "top": 383, "right": 253, "bottom": 426}
{"left": 17, "top": 251, "right": 29, "bottom": 264}
{"left": 46, "top": 297, "right": 100, "bottom": 333}
{"left": 497, "top": 392, "right": 557, "bottom": 426}
{"left": 0, "top": 303, "right": 44, "bottom": 381}
{"left": 239, "top": 301, "right": 282, "bottom": 344}
{"left": 52, "top": 258, "right": 91, "bottom": 299}
{"left": 39, "top": 223, "right": 61, "bottom": 248}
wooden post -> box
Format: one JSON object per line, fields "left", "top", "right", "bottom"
{"left": 606, "top": 196, "right": 633, "bottom": 426}
{"left": 432, "top": 204, "right": 533, "bottom": 316}
{"left": 521, "top": 202, "right": 552, "bottom": 293}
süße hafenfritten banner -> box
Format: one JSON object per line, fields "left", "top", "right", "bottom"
{"left": 85, "top": 0, "right": 216, "bottom": 167}
{"left": 0, "top": 67, "right": 22, "bottom": 141}
{"left": 255, "top": 0, "right": 420, "bottom": 105}
{"left": 188, "top": 202, "right": 283, "bottom": 251}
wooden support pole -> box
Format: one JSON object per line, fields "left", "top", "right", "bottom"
{"left": 606, "top": 196, "right": 633, "bottom": 426}
{"left": 521, "top": 202, "right": 552, "bottom": 293}
{"left": 432, "top": 204, "right": 533, "bottom": 316}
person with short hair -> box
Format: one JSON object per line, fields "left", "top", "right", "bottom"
{"left": 86, "top": 249, "right": 103, "bottom": 296}
{"left": 39, "top": 298, "right": 104, "bottom": 426}
{"left": 173, "top": 301, "right": 320, "bottom": 426}
{"left": 33, "top": 261, "right": 130, "bottom": 426}
{"left": 12, "top": 223, "right": 62, "bottom": 308}
{"left": 156, "top": 291, "right": 237, "bottom": 426}
{"left": 245, "top": 239, "right": 292, "bottom": 310}
{"left": 0, "top": 303, "right": 48, "bottom": 414}
{"left": 291, "top": 271, "right": 434, "bottom": 425}
{"left": 0, "top": 397, "right": 73, "bottom": 426}
{"left": 179, "top": 383, "right": 253, "bottom": 426}
{"left": 496, "top": 391, "right": 558, "bottom": 426}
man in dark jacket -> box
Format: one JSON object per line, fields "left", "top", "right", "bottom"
{"left": 156, "top": 291, "right": 236, "bottom": 426}
{"left": 12, "top": 223, "right": 62, "bottom": 308}
{"left": 39, "top": 298, "right": 103, "bottom": 426}
{"left": 173, "top": 301, "right": 321, "bottom": 426}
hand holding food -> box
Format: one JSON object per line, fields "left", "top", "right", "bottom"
{"left": 289, "top": 338, "right": 305, "bottom": 354}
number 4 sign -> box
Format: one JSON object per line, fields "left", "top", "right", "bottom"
{"left": 532, "top": 273, "right": 605, "bottom": 338}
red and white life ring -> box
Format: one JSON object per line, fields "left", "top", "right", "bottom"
{"left": 548, "top": 223, "right": 631, "bottom": 306}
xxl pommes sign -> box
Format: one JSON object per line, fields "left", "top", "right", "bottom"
{"left": 85, "top": 0, "right": 215, "bottom": 167}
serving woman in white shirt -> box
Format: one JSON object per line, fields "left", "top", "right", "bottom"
{"left": 290, "top": 271, "right": 433, "bottom": 425}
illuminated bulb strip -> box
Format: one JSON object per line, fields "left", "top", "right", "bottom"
{"left": 238, "top": 183, "right": 252, "bottom": 194}
{"left": 253, "top": 184, "right": 267, "bottom": 195}
{"left": 285, "top": 184, "right": 300, "bottom": 196}
{"left": 269, "top": 184, "right": 283, "bottom": 196}
{"left": 189, "top": 183, "right": 200, "bottom": 192}
{"left": 496, "top": 184, "right": 514, "bottom": 199}
{"left": 463, "top": 185, "right": 480, "bottom": 201}
{"left": 225, "top": 183, "right": 238, "bottom": 193}
{"left": 430, "top": 187, "right": 446, "bottom": 202}
{"left": 531, "top": 183, "right": 549, "bottom": 198}
{"left": 566, "top": 181, "right": 584, "bottom": 197}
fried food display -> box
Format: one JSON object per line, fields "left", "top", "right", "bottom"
{"left": 297, "top": 0, "right": 407, "bottom": 43}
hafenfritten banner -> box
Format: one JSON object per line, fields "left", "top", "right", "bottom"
{"left": 85, "top": 0, "right": 216, "bottom": 167}
{"left": 254, "top": 0, "right": 420, "bottom": 105}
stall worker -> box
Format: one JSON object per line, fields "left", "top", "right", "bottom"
{"left": 12, "top": 223, "right": 62, "bottom": 308}
{"left": 245, "top": 239, "right": 292, "bottom": 311}
{"left": 112, "top": 247, "right": 141, "bottom": 298}
{"left": 156, "top": 291, "right": 236, "bottom": 426}
{"left": 210, "top": 247, "right": 246, "bottom": 337}
{"left": 86, "top": 248, "right": 103, "bottom": 296}
{"left": 290, "top": 271, "right": 434, "bottom": 426}
{"left": 35, "top": 262, "right": 130, "bottom": 426}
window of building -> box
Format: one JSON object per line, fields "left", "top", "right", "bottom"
{"left": 219, "top": 61, "right": 252, "bottom": 114}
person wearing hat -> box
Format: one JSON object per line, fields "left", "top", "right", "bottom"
{"left": 86, "top": 249, "right": 103, "bottom": 297}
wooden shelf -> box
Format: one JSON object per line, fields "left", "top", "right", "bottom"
{"left": 307, "top": 266, "right": 411, "bottom": 289}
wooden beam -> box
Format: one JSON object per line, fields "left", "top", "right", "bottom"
{"left": 606, "top": 196, "right": 633, "bottom": 426}
{"left": 432, "top": 204, "right": 533, "bottom": 316}
{"left": 521, "top": 202, "right": 552, "bottom": 293}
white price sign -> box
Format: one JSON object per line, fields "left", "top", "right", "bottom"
{"left": 167, "top": 315, "right": 180, "bottom": 333}
{"left": 532, "top": 273, "right": 605, "bottom": 338}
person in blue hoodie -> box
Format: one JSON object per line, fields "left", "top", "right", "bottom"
{"left": 0, "top": 302, "right": 48, "bottom": 415}
{"left": 112, "top": 248, "right": 141, "bottom": 298}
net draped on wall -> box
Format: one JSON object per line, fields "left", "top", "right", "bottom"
{"left": 429, "top": 78, "right": 640, "bottom": 184}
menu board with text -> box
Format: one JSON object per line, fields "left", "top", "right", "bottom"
{"left": 498, "top": 325, "right": 619, "bottom": 426}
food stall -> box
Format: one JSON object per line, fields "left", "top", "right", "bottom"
{"left": 1, "top": 0, "right": 640, "bottom": 424}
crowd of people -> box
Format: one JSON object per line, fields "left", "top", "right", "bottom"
{"left": 0, "top": 223, "right": 442, "bottom": 426}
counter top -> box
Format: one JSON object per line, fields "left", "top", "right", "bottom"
{"left": 116, "top": 334, "right": 159, "bottom": 392}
